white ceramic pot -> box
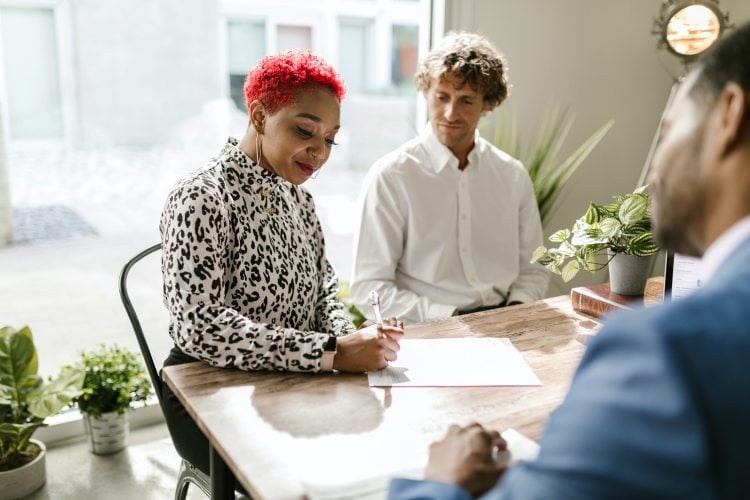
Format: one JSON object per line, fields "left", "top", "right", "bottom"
{"left": 83, "top": 411, "right": 129, "bottom": 455}
{"left": 608, "top": 251, "right": 654, "bottom": 296}
{"left": 0, "top": 438, "right": 46, "bottom": 499}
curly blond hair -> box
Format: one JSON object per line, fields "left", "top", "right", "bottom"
{"left": 414, "top": 32, "right": 509, "bottom": 109}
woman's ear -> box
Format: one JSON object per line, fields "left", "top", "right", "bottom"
{"left": 249, "top": 100, "right": 267, "bottom": 134}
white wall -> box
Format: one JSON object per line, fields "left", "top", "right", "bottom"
{"left": 0, "top": 100, "right": 10, "bottom": 245}
{"left": 445, "top": 0, "right": 750, "bottom": 296}
{"left": 71, "top": 0, "right": 221, "bottom": 147}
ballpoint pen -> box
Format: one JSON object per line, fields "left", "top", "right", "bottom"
{"left": 369, "top": 290, "right": 384, "bottom": 337}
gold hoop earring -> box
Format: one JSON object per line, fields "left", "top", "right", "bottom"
{"left": 255, "top": 133, "right": 262, "bottom": 167}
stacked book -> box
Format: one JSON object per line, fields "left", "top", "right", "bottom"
{"left": 570, "top": 277, "right": 665, "bottom": 319}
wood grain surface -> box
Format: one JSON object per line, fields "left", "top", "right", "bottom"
{"left": 163, "top": 295, "right": 601, "bottom": 499}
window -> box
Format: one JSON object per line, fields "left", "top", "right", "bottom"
{"left": 391, "top": 24, "right": 418, "bottom": 93}
{"left": 226, "top": 20, "right": 266, "bottom": 111}
{"left": 0, "top": 6, "right": 62, "bottom": 140}
{"left": 338, "top": 18, "right": 374, "bottom": 94}
{"left": 277, "top": 25, "right": 312, "bottom": 52}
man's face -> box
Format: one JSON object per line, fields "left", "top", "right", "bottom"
{"left": 649, "top": 72, "right": 715, "bottom": 256}
{"left": 425, "top": 74, "right": 490, "bottom": 155}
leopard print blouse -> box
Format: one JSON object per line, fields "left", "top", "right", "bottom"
{"left": 160, "top": 137, "right": 355, "bottom": 372}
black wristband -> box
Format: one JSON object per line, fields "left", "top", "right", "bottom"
{"left": 323, "top": 335, "right": 337, "bottom": 352}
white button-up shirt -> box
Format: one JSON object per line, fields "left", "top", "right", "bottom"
{"left": 351, "top": 125, "right": 549, "bottom": 324}
{"left": 701, "top": 215, "right": 750, "bottom": 282}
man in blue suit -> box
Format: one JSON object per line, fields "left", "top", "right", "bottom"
{"left": 389, "top": 21, "right": 750, "bottom": 500}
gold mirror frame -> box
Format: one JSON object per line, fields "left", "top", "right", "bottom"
{"left": 653, "top": 0, "right": 731, "bottom": 61}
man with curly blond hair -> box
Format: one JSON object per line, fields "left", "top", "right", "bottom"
{"left": 351, "top": 32, "right": 548, "bottom": 324}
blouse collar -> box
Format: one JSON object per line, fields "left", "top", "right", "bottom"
{"left": 221, "top": 137, "right": 285, "bottom": 196}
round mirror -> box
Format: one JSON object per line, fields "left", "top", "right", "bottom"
{"left": 664, "top": 4, "right": 721, "bottom": 56}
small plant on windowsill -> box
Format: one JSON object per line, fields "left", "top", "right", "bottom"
{"left": 73, "top": 344, "right": 152, "bottom": 455}
{"left": 530, "top": 187, "right": 660, "bottom": 295}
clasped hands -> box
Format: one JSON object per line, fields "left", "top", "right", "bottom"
{"left": 426, "top": 422, "right": 509, "bottom": 497}
{"left": 333, "top": 316, "right": 404, "bottom": 372}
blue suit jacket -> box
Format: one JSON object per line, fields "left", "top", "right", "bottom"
{"left": 390, "top": 238, "right": 750, "bottom": 500}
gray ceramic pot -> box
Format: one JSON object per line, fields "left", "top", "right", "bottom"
{"left": 608, "top": 251, "right": 654, "bottom": 296}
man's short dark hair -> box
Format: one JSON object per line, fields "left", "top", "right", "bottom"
{"left": 692, "top": 21, "right": 750, "bottom": 102}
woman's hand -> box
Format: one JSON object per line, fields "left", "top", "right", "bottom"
{"left": 333, "top": 323, "right": 404, "bottom": 372}
{"left": 425, "top": 423, "right": 507, "bottom": 497}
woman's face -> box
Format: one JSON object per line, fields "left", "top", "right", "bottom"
{"left": 259, "top": 86, "right": 341, "bottom": 185}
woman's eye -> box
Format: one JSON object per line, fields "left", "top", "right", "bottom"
{"left": 325, "top": 138, "right": 339, "bottom": 146}
{"left": 296, "top": 127, "right": 314, "bottom": 138}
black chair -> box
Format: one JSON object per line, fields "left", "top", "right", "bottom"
{"left": 119, "top": 243, "right": 210, "bottom": 500}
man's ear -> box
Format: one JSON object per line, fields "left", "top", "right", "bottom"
{"left": 249, "top": 100, "right": 267, "bottom": 134}
{"left": 715, "top": 83, "right": 748, "bottom": 158}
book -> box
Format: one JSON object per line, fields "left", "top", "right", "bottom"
{"left": 571, "top": 277, "right": 665, "bottom": 319}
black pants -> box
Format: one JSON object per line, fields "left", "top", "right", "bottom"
{"left": 161, "top": 346, "right": 211, "bottom": 475}
{"left": 457, "top": 299, "right": 507, "bottom": 315}
{"left": 161, "top": 347, "right": 250, "bottom": 496}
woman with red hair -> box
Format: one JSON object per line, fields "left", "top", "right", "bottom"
{"left": 159, "top": 50, "right": 403, "bottom": 475}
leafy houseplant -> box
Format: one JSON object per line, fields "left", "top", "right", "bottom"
{"left": 75, "top": 343, "right": 152, "bottom": 417}
{"left": 0, "top": 325, "right": 84, "bottom": 497}
{"left": 74, "top": 344, "right": 152, "bottom": 454}
{"left": 531, "top": 187, "right": 659, "bottom": 287}
{"left": 492, "top": 106, "right": 614, "bottom": 225}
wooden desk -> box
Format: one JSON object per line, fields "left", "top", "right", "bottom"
{"left": 163, "top": 296, "right": 600, "bottom": 499}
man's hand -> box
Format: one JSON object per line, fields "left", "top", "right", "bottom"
{"left": 425, "top": 423, "right": 507, "bottom": 497}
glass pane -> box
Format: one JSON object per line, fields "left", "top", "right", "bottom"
{"left": 227, "top": 20, "right": 266, "bottom": 111}
{"left": 391, "top": 24, "right": 418, "bottom": 93}
{"left": 277, "top": 25, "right": 312, "bottom": 52}
{"left": 338, "top": 19, "right": 372, "bottom": 94}
{"left": 1, "top": 7, "right": 62, "bottom": 140}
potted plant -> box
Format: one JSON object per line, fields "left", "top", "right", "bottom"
{"left": 491, "top": 106, "right": 614, "bottom": 225}
{"left": 531, "top": 187, "right": 660, "bottom": 295}
{"left": 0, "top": 325, "right": 84, "bottom": 499}
{"left": 74, "top": 344, "right": 152, "bottom": 455}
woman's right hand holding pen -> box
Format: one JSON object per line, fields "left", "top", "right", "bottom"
{"left": 333, "top": 322, "right": 403, "bottom": 372}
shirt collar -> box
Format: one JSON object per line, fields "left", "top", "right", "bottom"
{"left": 421, "top": 123, "right": 482, "bottom": 174}
{"left": 701, "top": 215, "right": 750, "bottom": 281}
{"left": 221, "top": 137, "right": 284, "bottom": 196}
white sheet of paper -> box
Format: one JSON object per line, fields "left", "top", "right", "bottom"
{"left": 302, "top": 428, "right": 539, "bottom": 500}
{"left": 367, "top": 338, "right": 541, "bottom": 387}
{"left": 671, "top": 253, "right": 703, "bottom": 300}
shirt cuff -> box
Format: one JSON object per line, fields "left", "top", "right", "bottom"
{"left": 388, "top": 478, "right": 472, "bottom": 500}
{"left": 427, "top": 302, "right": 458, "bottom": 321}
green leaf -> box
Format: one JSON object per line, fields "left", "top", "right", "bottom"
{"left": 598, "top": 217, "right": 621, "bottom": 239}
{"left": 548, "top": 229, "right": 570, "bottom": 243}
{"left": 584, "top": 202, "right": 600, "bottom": 224}
{"left": 618, "top": 194, "right": 649, "bottom": 225}
{"left": 626, "top": 232, "right": 659, "bottom": 256}
{"left": 27, "top": 365, "right": 84, "bottom": 419}
{"left": 530, "top": 246, "right": 549, "bottom": 264}
{"left": 561, "top": 260, "right": 580, "bottom": 282}
{"left": 557, "top": 240, "right": 577, "bottom": 257}
{"left": 492, "top": 106, "right": 613, "bottom": 225}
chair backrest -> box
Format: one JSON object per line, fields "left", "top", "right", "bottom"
{"left": 118, "top": 243, "right": 165, "bottom": 405}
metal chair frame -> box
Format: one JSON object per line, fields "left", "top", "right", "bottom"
{"left": 119, "top": 243, "right": 210, "bottom": 500}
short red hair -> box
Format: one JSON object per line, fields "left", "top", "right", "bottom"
{"left": 243, "top": 49, "right": 346, "bottom": 115}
